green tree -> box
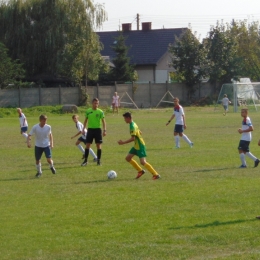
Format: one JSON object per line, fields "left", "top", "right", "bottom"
{"left": 110, "top": 33, "right": 136, "bottom": 82}
{"left": 0, "top": 42, "right": 25, "bottom": 88}
{"left": 169, "top": 29, "right": 208, "bottom": 100}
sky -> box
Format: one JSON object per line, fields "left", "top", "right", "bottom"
{"left": 96, "top": 0, "right": 260, "bottom": 39}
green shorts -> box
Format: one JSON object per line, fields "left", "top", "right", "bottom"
{"left": 129, "top": 146, "right": 147, "bottom": 158}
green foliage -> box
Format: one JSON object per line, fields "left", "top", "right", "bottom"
{"left": 110, "top": 33, "right": 136, "bottom": 82}
{"left": 0, "top": 42, "right": 25, "bottom": 88}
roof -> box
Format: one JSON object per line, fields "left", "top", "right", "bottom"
{"left": 96, "top": 28, "right": 187, "bottom": 66}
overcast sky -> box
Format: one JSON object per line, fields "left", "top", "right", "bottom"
{"left": 96, "top": 0, "right": 260, "bottom": 39}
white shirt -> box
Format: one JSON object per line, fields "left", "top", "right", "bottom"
{"left": 19, "top": 113, "right": 28, "bottom": 127}
{"left": 112, "top": 95, "right": 120, "bottom": 106}
{"left": 29, "top": 124, "right": 52, "bottom": 147}
{"left": 241, "top": 116, "right": 252, "bottom": 141}
{"left": 76, "top": 121, "right": 87, "bottom": 139}
{"left": 222, "top": 97, "right": 230, "bottom": 106}
{"left": 173, "top": 105, "right": 184, "bottom": 125}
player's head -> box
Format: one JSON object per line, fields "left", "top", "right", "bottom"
{"left": 72, "top": 114, "right": 79, "bottom": 122}
{"left": 115, "top": 92, "right": 117, "bottom": 95}
{"left": 17, "top": 108, "right": 22, "bottom": 114}
{"left": 224, "top": 94, "right": 227, "bottom": 97}
{"left": 173, "top": 97, "right": 179, "bottom": 105}
{"left": 39, "top": 114, "right": 47, "bottom": 125}
{"left": 123, "top": 112, "right": 132, "bottom": 123}
{"left": 241, "top": 108, "right": 248, "bottom": 117}
{"left": 92, "top": 98, "right": 99, "bottom": 109}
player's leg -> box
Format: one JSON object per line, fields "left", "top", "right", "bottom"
{"left": 44, "top": 146, "right": 56, "bottom": 174}
{"left": 95, "top": 129, "right": 103, "bottom": 165}
{"left": 21, "top": 127, "right": 28, "bottom": 139}
{"left": 125, "top": 149, "right": 144, "bottom": 178}
{"left": 140, "top": 157, "right": 160, "bottom": 180}
{"left": 245, "top": 142, "right": 260, "bottom": 167}
{"left": 238, "top": 141, "right": 247, "bottom": 168}
{"left": 174, "top": 130, "right": 180, "bottom": 148}
{"left": 82, "top": 130, "right": 94, "bottom": 166}
{"left": 35, "top": 146, "right": 43, "bottom": 177}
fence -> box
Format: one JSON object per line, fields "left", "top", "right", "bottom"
{"left": 0, "top": 82, "right": 218, "bottom": 108}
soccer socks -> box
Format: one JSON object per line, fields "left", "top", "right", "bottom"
{"left": 144, "top": 162, "right": 158, "bottom": 176}
{"left": 182, "top": 134, "right": 192, "bottom": 145}
{"left": 240, "top": 153, "right": 246, "bottom": 166}
{"left": 97, "top": 149, "right": 102, "bottom": 160}
{"left": 129, "top": 159, "right": 142, "bottom": 172}
{"left": 36, "top": 163, "right": 42, "bottom": 173}
{"left": 77, "top": 144, "right": 85, "bottom": 154}
{"left": 84, "top": 148, "right": 89, "bottom": 161}
{"left": 175, "top": 136, "right": 180, "bottom": 147}
{"left": 22, "top": 132, "right": 28, "bottom": 139}
{"left": 90, "top": 148, "right": 97, "bottom": 159}
{"left": 246, "top": 152, "right": 257, "bottom": 161}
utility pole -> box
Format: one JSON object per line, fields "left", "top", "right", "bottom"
{"left": 137, "top": 13, "right": 140, "bottom": 30}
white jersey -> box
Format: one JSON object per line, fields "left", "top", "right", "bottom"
{"left": 241, "top": 116, "right": 252, "bottom": 141}
{"left": 29, "top": 124, "right": 52, "bottom": 147}
{"left": 173, "top": 105, "right": 184, "bottom": 125}
{"left": 112, "top": 95, "right": 120, "bottom": 106}
{"left": 222, "top": 97, "right": 230, "bottom": 106}
{"left": 76, "top": 121, "right": 87, "bottom": 139}
{"left": 19, "top": 113, "right": 28, "bottom": 127}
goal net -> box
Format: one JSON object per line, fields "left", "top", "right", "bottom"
{"left": 216, "top": 78, "right": 260, "bottom": 112}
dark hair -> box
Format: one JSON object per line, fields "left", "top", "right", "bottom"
{"left": 123, "top": 112, "right": 132, "bottom": 118}
{"left": 39, "top": 114, "right": 47, "bottom": 120}
{"left": 92, "top": 98, "right": 99, "bottom": 102}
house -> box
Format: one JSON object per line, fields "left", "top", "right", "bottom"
{"left": 96, "top": 22, "right": 187, "bottom": 83}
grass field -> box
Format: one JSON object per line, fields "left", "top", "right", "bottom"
{"left": 1, "top": 106, "right": 260, "bottom": 260}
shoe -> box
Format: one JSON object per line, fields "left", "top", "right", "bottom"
{"left": 82, "top": 155, "right": 85, "bottom": 160}
{"left": 50, "top": 166, "right": 56, "bottom": 174}
{"left": 136, "top": 170, "right": 145, "bottom": 179}
{"left": 93, "top": 158, "right": 98, "bottom": 162}
{"left": 81, "top": 160, "right": 88, "bottom": 166}
{"left": 256, "top": 216, "right": 260, "bottom": 219}
{"left": 190, "top": 142, "right": 194, "bottom": 148}
{"left": 97, "top": 160, "right": 101, "bottom": 166}
{"left": 239, "top": 165, "right": 247, "bottom": 168}
{"left": 152, "top": 174, "right": 161, "bottom": 180}
{"left": 35, "top": 172, "right": 42, "bottom": 178}
{"left": 254, "top": 159, "right": 260, "bottom": 168}
{"left": 174, "top": 146, "right": 180, "bottom": 149}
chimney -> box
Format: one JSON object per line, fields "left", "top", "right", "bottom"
{"left": 122, "top": 23, "right": 132, "bottom": 32}
{"left": 142, "top": 22, "right": 152, "bottom": 31}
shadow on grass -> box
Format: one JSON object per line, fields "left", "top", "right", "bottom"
{"left": 169, "top": 218, "right": 258, "bottom": 230}
{"left": 192, "top": 167, "right": 234, "bottom": 173}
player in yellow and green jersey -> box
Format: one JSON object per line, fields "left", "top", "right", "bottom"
{"left": 118, "top": 112, "right": 160, "bottom": 180}
{"left": 82, "top": 98, "right": 106, "bottom": 166}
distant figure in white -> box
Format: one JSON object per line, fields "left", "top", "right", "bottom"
{"left": 112, "top": 92, "right": 120, "bottom": 115}
{"left": 166, "top": 97, "right": 193, "bottom": 148}
{"left": 17, "top": 108, "right": 28, "bottom": 140}
{"left": 71, "top": 114, "right": 97, "bottom": 162}
{"left": 222, "top": 94, "right": 231, "bottom": 116}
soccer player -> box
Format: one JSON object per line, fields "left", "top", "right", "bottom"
{"left": 27, "top": 114, "right": 56, "bottom": 177}
{"left": 237, "top": 108, "right": 259, "bottom": 168}
{"left": 82, "top": 98, "right": 106, "bottom": 166}
{"left": 222, "top": 94, "right": 231, "bottom": 116}
{"left": 17, "top": 108, "right": 28, "bottom": 140}
{"left": 118, "top": 112, "right": 160, "bottom": 180}
{"left": 166, "top": 97, "right": 193, "bottom": 148}
{"left": 71, "top": 114, "right": 97, "bottom": 161}
{"left": 112, "top": 92, "right": 120, "bottom": 115}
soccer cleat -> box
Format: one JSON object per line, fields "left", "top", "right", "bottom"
{"left": 256, "top": 216, "right": 260, "bottom": 219}
{"left": 254, "top": 159, "right": 260, "bottom": 168}
{"left": 239, "top": 165, "right": 247, "bottom": 168}
{"left": 174, "top": 146, "right": 180, "bottom": 149}
{"left": 93, "top": 158, "right": 98, "bottom": 162}
{"left": 50, "top": 166, "right": 56, "bottom": 174}
{"left": 190, "top": 142, "right": 194, "bottom": 148}
{"left": 152, "top": 174, "right": 161, "bottom": 180}
{"left": 35, "top": 172, "right": 42, "bottom": 178}
{"left": 135, "top": 170, "right": 145, "bottom": 179}
{"left": 81, "top": 160, "right": 88, "bottom": 166}
{"left": 97, "top": 160, "right": 101, "bottom": 166}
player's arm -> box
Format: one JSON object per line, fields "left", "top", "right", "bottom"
{"left": 82, "top": 117, "right": 88, "bottom": 134}
{"left": 182, "top": 114, "right": 187, "bottom": 129}
{"left": 118, "top": 135, "right": 135, "bottom": 145}
{"left": 71, "top": 131, "right": 81, "bottom": 139}
{"left": 27, "top": 134, "right": 32, "bottom": 148}
{"left": 49, "top": 133, "right": 54, "bottom": 148}
{"left": 238, "top": 125, "right": 253, "bottom": 134}
{"left": 166, "top": 114, "right": 175, "bottom": 126}
{"left": 102, "top": 118, "right": 106, "bottom": 136}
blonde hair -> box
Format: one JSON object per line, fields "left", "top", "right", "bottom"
{"left": 72, "top": 114, "right": 79, "bottom": 119}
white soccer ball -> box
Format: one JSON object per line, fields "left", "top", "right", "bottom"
{"left": 107, "top": 170, "right": 117, "bottom": 179}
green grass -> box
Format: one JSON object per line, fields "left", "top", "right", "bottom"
{"left": 1, "top": 107, "right": 260, "bottom": 259}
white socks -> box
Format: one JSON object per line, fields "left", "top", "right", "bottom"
{"left": 182, "top": 134, "right": 192, "bottom": 145}
{"left": 77, "top": 144, "right": 97, "bottom": 159}
{"left": 77, "top": 144, "right": 85, "bottom": 153}
{"left": 36, "top": 163, "right": 42, "bottom": 173}
{"left": 22, "top": 132, "right": 28, "bottom": 139}
{"left": 175, "top": 136, "right": 180, "bottom": 147}
{"left": 240, "top": 153, "right": 246, "bottom": 166}
{"left": 246, "top": 152, "right": 257, "bottom": 161}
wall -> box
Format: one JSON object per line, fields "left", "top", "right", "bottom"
{"left": 0, "top": 82, "right": 218, "bottom": 108}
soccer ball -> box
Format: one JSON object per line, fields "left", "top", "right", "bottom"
{"left": 107, "top": 170, "right": 117, "bottom": 179}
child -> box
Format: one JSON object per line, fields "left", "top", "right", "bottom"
{"left": 17, "top": 108, "right": 28, "bottom": 140}
{"left": 222, "top": 94, "right": 231, "bottom": 116}
{"left": 112, "top": 92, "right": 120, "bottom": 115}
{"left": 166, "top": 97, "right": 193, "bottom": 148}
{"left": 71, "top": 115, "right": 97, "bottom": 161}
{"left": 237, "top": 108, "right": 259, "bottom": 168}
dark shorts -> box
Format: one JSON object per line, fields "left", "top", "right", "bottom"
{"left": 129, "top": 146, "right": 147, "bottom": 158}
{"left": 78, "top": 136, "right": 87, "bottom": 145}
{"left": 35, "top": 146, "right": 52, "bottom": 161}
{"left": 223, "top": 105, "right": 228, "bottom": 110}
{"left": 21, "top": 126, "right": 28, "bottom": 132}
{"left": 238, "top": 140, "right": 250, "bottom": 152}
{"left": 174, "top": 124, "right": 184, "bottom": 133}
{"left": 86, "top": 128, "right": 102, "bottom": 144}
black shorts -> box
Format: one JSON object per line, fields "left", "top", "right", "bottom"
{"left": 86, "top": 128, "right": 103, "bottom": 144}
{"left": 174, "top": 124, "right": 184, "bottom": 133}
{"left": 238, "top": 140, "right": 250, "bottom": 152}
{"left": 78, "top": 136, "right": 87, "bottom": 145}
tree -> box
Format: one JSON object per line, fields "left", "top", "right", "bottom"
{"left": 0, "top": 42, "right": 25, "bottom": 88}
{"left": 0, "top": 0, "right": 107, "bottom": 82}
{"left": 110, "top": 33, "right": 137, "bottom": 82}
{"left": 169, "top": 29, "right": 208, "bottom": 100}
